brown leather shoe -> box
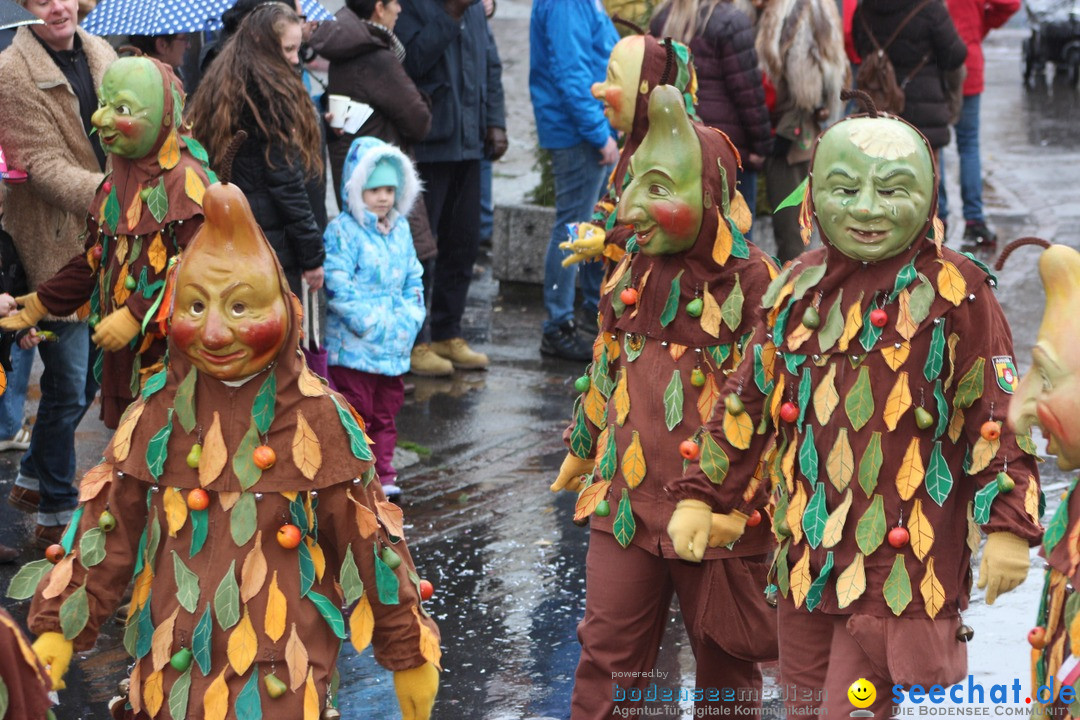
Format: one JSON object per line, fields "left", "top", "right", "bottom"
{"left": 0, "top": 544, "right": 18, "bottom": 564}
{"left": 34, "top": 524, "right": 64, "bottom": 549}
{"left": 7, "top": 485, "right": 39, "bottom": 514}
{"left": 430, "top": 338, "right": 489, "bottom": 370}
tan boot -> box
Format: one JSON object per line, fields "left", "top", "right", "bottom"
{"left": 410, "top": 343, "right": 454, "bottom": 377}
{"left": 430, "top": 338, "right": 489, "bottom": 370}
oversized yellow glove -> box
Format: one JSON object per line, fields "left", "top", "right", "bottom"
{"left": 394, "top": 662, "right": 439, "bottom": 720}
{"left": 32, "top": 631, "right": 73, "bottom": 690}
{"left": 708, "top": 510, "right": 749, "bottom": 548}
{"left": 0, "top": 293, "right": 47, "bottom": 331}
{"left": 91, "top": 307, "right": 141, "bottom": 351}
{"left": 550, "top": 453, "right": 595, "bottom": 494}
{"left": 977, "top": 531, "right": 1031, "bottom": 605}
{"left": 558, "top": 223, "right": 606, "bottom": 267}
{"left": 668, "top": 499, "right": 713, "bottom": 562}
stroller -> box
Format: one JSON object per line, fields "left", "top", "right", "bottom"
{"left": 1023, "top": 0, "right": 1080, "bottom": 85}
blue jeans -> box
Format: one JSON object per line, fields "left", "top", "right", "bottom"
{"left": 938, "top": 94, "right": 984, "bottom": 224}
{"left": 543, "top": 143, "right": 612, "bottom": 335}
{"left": 16, "top": 321, "right": 98, "bottom": 522}
{"left": 0, "top": 343, "right": 32, "bottom": 438}
{"left": 480, "top": 158, "right": 494, "bottom": 243}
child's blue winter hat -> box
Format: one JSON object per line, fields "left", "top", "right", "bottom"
{"left": 363, "top": 158, "right": 400, "bottom": 190}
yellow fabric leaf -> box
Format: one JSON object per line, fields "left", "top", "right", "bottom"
{"left": 629, "top": 266, "right": 651, "bottom": 320}
{"left": 760, "top": 341, "right": 777, "bottom": 386}
{"left": 42, "top": 554, "right": 75, "bottom": 600}
{"left": 1046, "top": 572, "right": 1067, "bottom": 640}
{"left": 896, "top": 289, "right": 918, "bottom": 340}
{"left": 113, "top": 263, "right": 131, "bottom": 306}
{"left": 909, "top": 498, "right": 935, "bottom": 561}
{"left": 131, "top": 565, "right": 153, "bottom": 617}
{"left": 781, "top": 430, "right": 797, "bottom": 495}
{"left": 218, "top": 491, "right": 240, "bottom": 512}
{"left": 712, "top": 208, "right": 733, "bottom": 265}
{"left": 813, "top": 364, "right": 840, "bottom": 426}
{"left": 822, "top": 488, "right": 853, "bottom": 548}
{"left": 700, "top": 281, "right": 722, "bottom": 338}
{"left": 227, "top": 608, "right": 258, "bottom": 675}
{"left": 771, "top": 373, "right": 785, "bottom": 426}
{"left": 240, "top": 531, "right": 268, "bottom": 602}
{"left": 128, "top": 659, "right": 143, "bottom": 714}
{"left": 604, "top": 332, "right": 620, "bottom": 363}
{"left": 298, "top": 365, "right": 327, "bottom": 396}
{"left": 621, "top": 430, "right": 647, "bottom": 488}
{"left": 880, "top": 341, "right": 911, "bottom": 371}
{"left": 944, "top": 333, "right": 960, "bottom": 391}
{"left": 304, "top": 668, "right": 320, "bottom": 720}
{"left": 731, "top": 190, "right": 753, "bottom": 233}
{"left": 790, "top": 546, "right": 812, "bottom": 608}
{"left": 787, "top": 482, "right": 807, "bottom": 544}
{"left": 203, "top": 669, "right": 229, "bottom": 720}
{"left": 696, "top": 373, "right": 719, "bottom": 425}
{"left": 602, "top": 253, "right": 630, "bottom": 294}
{"left": 199, "top": 411, "right": 227, "bottom": 487}
{"left": 826, "top": 428, "right": 855, "bottom": 493}
{"left": 1050, "top": 630, "right": 1067, "bottom": 682}
{"left": 883, "top": 371, "right": 912, "bottom": 431}
{"left": 1070, "top": 601, "right": 1080, "bottom": 653}
{"left": 613, "top": 368, "right": 630, "bottom": 426}
{"left": 835, "top": 553, "right": 867, "bottom": 609}
{"left": 895, "top": 437, "right": 925, "bottom": 501}
{"left": 936, "top": 259, "right": 967, "bottom": 306}
{"left": 968, "top": 436, "right": 1000, "bottom": 475}
{"left": 1025, "top": 476, "right": 1040, "bottom": 524}
{"left": 147, "top": 232, "right": 168, "bottom": 274}
{"left": 786, "top": 320, "right": 814, "bottom": 351}
{"left": 158, "top": 130, "right": 181, "bottom": 169}
{"left": 920, "top": 557, "right": 945, "bottom": 619}
{"left": 966, "top": 502, "right": 981, "bottom": 554}
{"left": 185, "top": 166, "right": 206, "bottom": 205}
{"left": 125, "top": 186, "right": 143, "bottom": 229}
{"left": 79, "top": 462, "right": 114, "bottom": 503}
{"left": 583, "top": 385, "right": 606, "bottom": 428}
{"left": 308, "top": 538, "right": 327, "bottom": 582}
{"left": 265, "top": 570, "right": 287, "bottom": 642}
{"left": 115, "top": 237, "right": 129, "bottom": 266}
{"left": 151, "top": 606, "right": 180, "bottom": 671}
{"left": 838, "top": 292, "right": 865, "bottom": 352}
{"left": 413, "top": 605, "right": 443, "bottom": 670}
{"left": 286, "top": 623, "right": 309, "bottom": 691}
{"left": 723, "top": 409, "right": 753, "bottom": 450}
{"left": 350, "top": 594, "right": 375, "bottom": 653}
{"left": 143, "top": 669, "right": 164, "bottom": 717}
{"left": 292, "top": 409, "right": 323, "bottom": 481}
{"left": 948, "top": 407, "right": 965, "bottom": 444}
{"left": 668, "top": 343, "right": 687, "bottom": 362}
{"left": 163, "top": 486, "right": 188, "bottom": 538}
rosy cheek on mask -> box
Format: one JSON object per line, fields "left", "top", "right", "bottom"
{"left": 236, "top": 316, "right": 285, "bottom": 359}
{"left": 605, "top": 88, "right": 623, "bottom": 115}
{"left": 170, "top": 318, "right": 198, "bottom": 354}
{"left": 115, "top": 117, "right": 137, "bottom": 136}
{"left": 652, "top": 200, "right": 696, "bottom": 239}
{"left": 1037, "top": 404, "right": 1068, "bottom": 449}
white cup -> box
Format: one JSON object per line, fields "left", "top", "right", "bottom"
{"left": 327, "top": 94, "right": 350, "bottom": 129}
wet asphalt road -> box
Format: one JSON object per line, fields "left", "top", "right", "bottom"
{"left": 1, "top": 26, "right": 1079, "bottom": 720}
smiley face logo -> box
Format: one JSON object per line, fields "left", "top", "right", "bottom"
{"left": 848, "top": 678, "right": 876, "bottom": 709}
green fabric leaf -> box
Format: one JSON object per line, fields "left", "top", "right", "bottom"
{"left": 308, "top": 590, "right": 347, "bottom": 639}
{"left": 909, "top": 273, "right": 935, "bottom": 324}
{"left": 792, "top": 263, "right": 826, "bottom": 302}
{"left": 776, "top": 542, "right": 790, "bottom": 596}
{"left": 252, "top": 372, "right": 277, "bottom": 435}
{"left": 213, "top": 560, "right": 240, "bottom": 630}
{"left": 663, "top": 370, "right": 684, "bottom": 431}
{"left": 883, "top": 554, "right": 912, "bottom": 615}
{"left": 230, "top": 492, "right": 257, "bottom": 547}
{"left": 961, "top": 251, "right": 998, "bottom": 285}
{"left": 168, "top": 666, "right": 192, "bottom": 720}
{"left": 845, "top": 366, "right": 875, "bottom": 431}
{"left": 720, "top": 273, "right": 744, "bottom": 332}
{"left": 7, "top": 558, "right": 52, "bottom": 600}
{"left": 933, "top": 380, "right": 948, "bottom": 440}
{"left": 773, "top": 303, "right": 792, "bottom": 345}
{"left": 707, "top": 343, "right": 730, "bottom": 369}
{"left": 146, "top": 409, "right": 174, "bottom": 482}
{"left": 60, "top": 506, "right": 84, "bottom": 554}
{"left": 784, "top": 352, "right": 806, "bottom": 376}
{"left": 289, "top": 494, "right": 308, "bottom": 535}
{"left": 298, "top": 540, "right": 315, "bottom": 597}
{"left": 973, "top": 481, "right": 1001, "bottom": 525}
{"left": 190, "top": 508, "right": 208, "bottom": 558}
{"left": 858, "top": 432, "right": 883, "bottom": 497}
{"left": 332, "top": 396, "right": 375, "bottom": 462}
{"left": 924, "top": 321, "right": 946, "bottom": 382}
{"left": 173, "top": 551, "right": 200, "bottom": 613}
{"left": 773, "top": 176, "right": 809, "bottom": 213}
{"left": 340, "top": 544, "right": 364, "bottom": 606}
{"left": 858, "top": 305, "right": 883, "bottom": 351}
{"left": 145, "top": 512, "right": 162, "bottom": 569}
{"left": 953, "top": 358, "right": 986, "bottom": 409}
{"left": 612, "top": 488, "right": 636, "bottom": 548}
{"left": 798, "top": 425, "right": 819, "bottom": 483}
{"left": 59, "top": 584, "right": 90, "bottom": 640}
{"left": 805, "top": 550, "right": 834, "bottom": 612}
{"left": 184, "top": 136, "right": 210, "bottom": 164}
{"left": 660, "top": 270, "right": 685, "bottom": 328}
{"left": 925, "top": 442, "right": 954, "bottom": 507}
{"left": 129, "top": 352, "right": 142, "bottom": 397}
{"left": 79, "top": 527, "right": 106, "bottom": 568}
{"left": 802, "top": 482, "right": 828, "bottom": 549}
{"left": 193, "top": 603, "right": 213, "bottom": 676}
{"left": 232, "top": 421, "right": 263, "bottom": 491}
{"left": 598, "top": 427, "right": 618, "bottom": 482}
{"left": 93, "top": 347, "right": 104, "bottom": 385}
{"left": 592, "top": 347, "right": 614, "bottom": 398}
{"left": 174, "top": 368, "right": 198, "bottom": 434}
{"left": 146, "top": 178, "right": 169, "bottom": 223}
{"left": 762, "top": 263, "right": 798, "bottom": 309}
{"left": 1044, "top": 483, "right": 1074, "bottom": 555}
{"left": 569, "top": 401, "right": 593, "bottom": 458}
{"left": 1017, "top": 432, "right": 1041, "bottom": 459}
{"left": 104, "top": 185, "right": 120, "bottom": 231}
{"left": 236, "top": 664, "right": 262, "bottom": 720}
{"left": 730, "top": 219, "right": 750, "bottom": 259}
{"left": 855, "top": 494, "right": 886, "bottom": 556}
{"left": 816, "top": 290, "right": 845, "bottom": 353}
{"left": 123, "top": 604, "right": 140, "bottom": 656}
{"left": 753, "top": 344, "right": 773, "bottom": 395}
{"left": 374, "top": 545, "right": 400, "bottom": 605}
{"left": 699, "top": 433, "right": 729, "bottom": 485}
{"left": 888, "top": 261, "right": 918, "bottom": 303}
{"left": 136, "top": 589, "right": 154, "bottom": 658}
{"left": 797, "top": 367, "right": 811, "bottom": 431}
{"left": 171, "top": 86, "right": 184, "bottom": 129}
{"left": 141, "top": 368, "right": 168, "bottom": 400}
{"left": 624, "top": 333, "right": 644, "bottom": 363}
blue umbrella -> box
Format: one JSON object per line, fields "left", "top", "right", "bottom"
{"left": 0, "top": 0, "right": 43, "bottom": 31}
{"left": 82, "top": 0, "right": 235, "bottom": 35}
{"left": 203, "top": 0, "right": 335, "bottom": 31}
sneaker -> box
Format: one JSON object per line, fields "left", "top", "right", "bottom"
{"left": 382, "top": 483, "right": 402, "bottom": 500}
{"left": 430, "top": 338, "right": 489, "bottom": 370}
{"left": 963, "top": 220, "right": 997, "bottom": 246}
{"left": 0, "top": 426, "right": 31, "bottom": 452}
{"left": 575, "top": 307, "right": 600, "bottom": 337}
{"left": 410, "top": 343, "right": 454, "bottom": 377}
{"left": 34, "top": 523, "right": 64, "bottom": 549}
{"left": 541, "top": 321, "right": 593, "bottom": 362}
{"left": 7, "top": 485, "right": 39, "bottom": 514}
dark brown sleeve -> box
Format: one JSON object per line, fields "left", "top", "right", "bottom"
{"left": 34, "top": 250, "right": 96, "bottom": 317}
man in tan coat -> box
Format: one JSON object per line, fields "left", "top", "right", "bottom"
{"left": 0, "top": 0, "right": 115, "bottom": 547}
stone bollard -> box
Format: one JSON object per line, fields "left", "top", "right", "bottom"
{"left": 492, "top": 203, "right": 556, "bottom": 284}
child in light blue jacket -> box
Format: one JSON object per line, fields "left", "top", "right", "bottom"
{"left": 325, "top": 137, "right": 425, "bottom": 499}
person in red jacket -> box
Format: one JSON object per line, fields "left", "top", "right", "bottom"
{"left": 941, "top": 0, "right": 1020, "bottom": 246}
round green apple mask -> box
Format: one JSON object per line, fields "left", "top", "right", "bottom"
{"left": 91, "top": 57, "right": 165, "bottom": 160}
{"left": 812, "top": 117, "right": 934, "bottom": 263}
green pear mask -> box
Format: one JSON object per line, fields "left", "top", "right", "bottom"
{"left": 92, "top": 57, "right": 165, "bottom": 160}
{"left": 617, "top": 84, "right": 703, "bottom": 256}
{"left": 812, "top": 117, "right": 934, "bottom": 262}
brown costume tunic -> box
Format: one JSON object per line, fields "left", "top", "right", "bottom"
{"left": 33, "top": 59, "right": 211, "bottom": 428}
{"left": 25, "top": 255, "right": 437, "bottom": 718}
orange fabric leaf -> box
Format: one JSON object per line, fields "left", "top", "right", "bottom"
{"left": 412, "top": 605, "right": 443, "bottom": 670}
{"left": 125, "top": 187, "right": 143, "bottom": 230}
{"left": 41, "top": 554, "right": 76, "bottom": 600}
{"left": 199, "top": 411, "right": 227, "bottom": 487}
{"left": 151, "top": 607, "right": 179, "bottom": 672}
{"left": 376, "top": 500, "right": 404, "bottom": 538}
{"left": 573, "top": 480, "right": 611, "bottom": 521}
{"left": 292, "top": 409, "right": 322, "bottom": 481}
{"left": 286, "top": 623, "right": 309, "bottom": 691}
{"left": 78, "top": 462, "right": 114, "bottom": 502}
{"left": 184, "top": 166, "right": 205, "bottom": 205}
{"left": 111, "top": 400, "right": 145, "bottom": 462}
{"left": 240, "top": 531, "right": 268, "bottom": 603}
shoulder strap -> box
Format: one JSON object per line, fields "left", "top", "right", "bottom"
{"left": 882, "top": 0, "right": 934, "bottom": 51}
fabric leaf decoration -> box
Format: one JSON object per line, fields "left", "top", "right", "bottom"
{"left": 920, "top": 557, "right": 945, "bottom": 619}
{"left": 184, "top": 166, "right": 206, "bottom": 205}
{"left": 333, "top": 396, "right": 375, "bottom": 461}
{"left": 798, "top": 425, "right": 819, "bottom": 483}
{"left": 78, "top": 462, "right": 114, "bottom": 503}
{"left": 213, "top": 560, "right": 240, "bottom": 630}
{"left": 146, "top": 179, "right": 169, "bottom": 223}
{"left": 235, "top": 669, "right": 261, "bottom": 720}
{"left": 826, "top": 429, "right": 854, "bottom": 493}
{"left": 859, "top": 304, "right": 884, "bottom": 351}
{"left": 7, "top": 559, "right": 51, "bottom": 600}
{"left": 712, "top": 210, "right": 733, "bottom": 265}
{"left": 339, "top": 546, "right": 364, "bottom": 606}
{"left": 286, "top": 624, "right": 309, "bottom": 691}
{"left": 787, "top": 482, "right": 807, "bottom": 545}
{"left": 574, "top": 480, "right": 611, "bottom": 521}
{"left": 158, "top": 130, "right": 181, "bottom": 169}
{"left": 203, "top": 669, "right": 229, "bottom": 720}
{"left": 883, "top": 555, "right": 913, "bottom": 616}
{"left": 42, "top": 554, "right": 75, "bottom": 600}
{"left": 350, "top": 594, "right": 375, "bottom": 653}
{"left": 611, "top": 368, "right": 630, "bottom": 426}
{"left": 569, "top": 402, "right": 592, "bottom": 458}
{"left": 817, "top": 291, "right": 845, "bottom": 353}
{"left": 174, "top": 368, "right": 197, "bottom": 434}
{"left": 889, "top": 260, "right": 918, "bottom": 303}
{"left": 883, "top": 371, "right": 912, "bottom": 431}
{"left": 896, "top": 289, "right": 918, "bottom": 340}
{"left": 699, "top": 433, "right": 729, "bottom": 485}
{"left": 200, "top": 411, "right": 227, "bottom": 487}
{"left": 103, "top": 185, "right": 120, "bottom": 231}
{"left": 790, "top": 546, "right": 812, "bottom": 608}
{"left": 953, "top": 358, "right": 986, "bottom": 409}
{"left": 968, "top": 435, "right": 1000, "bottom": 475}
{"left": 597, "top": 427, "right": 617, "bottom": 482}
{"left": 762, "top": 263, "right": 797, "bottom": 308}
{"left": 151, "top": 607, "right": 180, "bottom": 671}
{"left": 374, "top": 546, "right": 400, "bottom": 605}
{"left": 252, "top": 372, "right": 277, "bottom": 435}
{"left": 144, "top": 670, "right": 165, "bottom": 717}
{"left": 59, "top": 584, "right": 89, "bottom": 640}
{"left": 173, "top": 551, "right": 200, "bottom": 613}
{"left": 621, "top": 431, "right": 646, "bottom": 489}
{"left": 821, "top": 489, "right": 853, "bottom": 549}
{"left": 700, "top": 282, "right": 722, "bottom": 337}
{"left": 613, "top": 489, "right": 636, "bottom": 548}
{"left": 933, "top": 380, "right": 949, "bottom": 440}
{"left": 264, "top": 571, "right": 287, "bottom": 643}
{"left": 845, "top": 366, "right": 875, "bottom": 431}
{"left": 309, "top": 590, "right": 347, "bottom": 639}
{"left": 232, "top": 421, "right": 263, "bottom": 491}
{"left": 792, "top": 264, "right": 826, "bottom": 302}
{"left": 723, "top": 408, "right": 753, "bottom": 450}
{"left": 304, "top": 669, "right": 319, "bottom": 720}
{"left": 663, "top": 370, "right": 684, "bottom": 431}
{"left": 805, "top": 550, "right": 835, "bottom": 612}
{"left": 796, "top": 367, "right": 811, "bottom": 431}
{"left": 924, "top": 321, "right": 946, "bottom": 382}
{"left": 583, "top": 385, "right": 606, "bottom": 428}
{"left": 895, "top": 438, "right": 925, "bottom": 500}
{"left": 908, "top": 498, "right": 935, "bottom": 561}
{"left": 660, "top": 270, "right": 684, "bottom": 327}
{"left": 802, "top": 482, "right": 828, "bottom": 549}
{"left": 298, "top": 541, "right": 315, "bottom": 597}
{"left": 838, "top": 293, "right": 864, "bottom": 352}
{"left": 813, "top": 364, "right": 839, "bottom": 426}
{"left": 146, "top": 409, "right": 174, "bottom": 482}
{"left": 168, "top": 666, "right": 192, "bottom": 720}
{"left": 240, "top": 531, "right": 268, "bottom": 603}
{"left": 881, "top": 341, "right": 910, "bottom": 371}
{"left": 230, "top": 492, "right": 257, "bottom": 547}
{"left": 909, "top": 273, "right": 935, "bottom": 324}
{"left": 697, "top": 374, "right": 720, "bottom": 425}
{"left": 973, "top": 481, "right": 1001, "bottom": 524}
{"left": 193, "top": 603, "right": 213, "bottom": 676}
{"left": 936, "top": 258, "right": 967, "bottom": 306}
{"left": 190, "top": 509, "right": 208, "bottom": 558}
{"left": 855, "top": 495, "right": 886, "bottom": 556}
{"left": 836, "top": 553, "right": 867, "bottom": 609}
{"left": 163, "top": 487, "right": 188, "bottom": 538}
{"left": 413, "top": 606, "right": 443, "bottom": 670}
{"left": 720, "top": 273, "right": 744, "bottom": 332}
{"left": 79, "top": 527, "right": 106, "bottom": 568}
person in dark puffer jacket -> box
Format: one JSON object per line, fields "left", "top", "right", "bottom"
{"left": 651, "top": 0, "right": 772, "bottom": 229}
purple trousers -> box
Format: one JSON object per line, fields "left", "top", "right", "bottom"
{"left": 328, "top": 366, "right": 405, "bottom": 484}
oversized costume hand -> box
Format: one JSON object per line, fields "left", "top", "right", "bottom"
{"left": 977, "top": 531, "right": 1030, "bottom": 605}
{"left": 91, "top": 307, "right": 141, "bottom": 351}
{"left": 0, "top": 293, "right": 47, "bottom": 331}
{"left": 668, "top": 499, "right": 712, "bottom": 562}
{"left": 558, "top": 223, "right": 606, "bottom": 267}
{"left": 394, "top": 662, "right": 439, "bottom": 720}
{"left": 32, "top": 632, "right": 73, "bottom": 690}
{"left": 707, "top": 510, "right": 749, "bottom": 548}
{"left": 550, "top": 453, "right": 595, "bottom": 493}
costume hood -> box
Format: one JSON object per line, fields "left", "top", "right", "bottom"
{"left": 342, "top": 136, "right": 420, "bottom": 225}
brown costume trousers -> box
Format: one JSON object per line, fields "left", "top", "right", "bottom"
{"left": 571, "top": 530, "right": 769, "bottom": 718}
